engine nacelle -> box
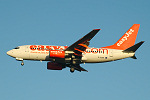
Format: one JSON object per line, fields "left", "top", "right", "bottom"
{"left": 49, "top": 50, "right": 65, "bottom": 58}
{"left": 47, "top": 62, "right": 63, "bottom": 70}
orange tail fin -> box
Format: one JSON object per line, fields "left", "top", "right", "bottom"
{"left": 103, "top": 24, "right": 140, "bottom": 50}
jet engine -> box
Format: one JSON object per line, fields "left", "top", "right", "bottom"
{"left": 49, "top": 50, "right": 65, "bottom": 58}
{"left": 47, "top": 62, "right": 63, "bottom": 70}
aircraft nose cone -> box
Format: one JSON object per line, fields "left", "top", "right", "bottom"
{"left": 7, "top": 51, "right": 11, "bottom": 55}
{"left": 7, "top": 50, "right": 13, "bottom": 56}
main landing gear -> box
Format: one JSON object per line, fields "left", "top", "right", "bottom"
{"left": 70, "top": 67, "right": 75, "bottom": 73}
{"left": 21, "top": 60, "right": 24, "bottom": 66}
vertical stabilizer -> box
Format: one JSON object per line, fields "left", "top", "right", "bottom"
{"left": 103, "top": 24, "right": 140, "bottom": 50}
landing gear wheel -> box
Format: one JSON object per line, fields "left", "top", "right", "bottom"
{"left": 70, "top": 67, "right": 75, "bottom": 73}
{"left": 21, "top": 61, "right": 24, "bottom": 66}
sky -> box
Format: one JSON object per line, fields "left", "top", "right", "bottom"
{"left": 0, "top": 0, "right": 150, "bottom": 100}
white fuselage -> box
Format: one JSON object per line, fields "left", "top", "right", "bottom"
{"left": 7, "top": 45, "right": 135, "bottom": 63}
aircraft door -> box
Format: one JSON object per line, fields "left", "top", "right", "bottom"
{"left": 24, "top": 46, "right": 30, "bottom": 59}
{"left": 109, "top": 50, "right": 113, "bottom": 57}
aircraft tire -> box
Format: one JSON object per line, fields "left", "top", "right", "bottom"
{"left": 70, "top": 67, "right": 75, "bottom": 73}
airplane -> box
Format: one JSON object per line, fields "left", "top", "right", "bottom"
{"left": 7, "top": 24, "right": 144, "bottom": 73}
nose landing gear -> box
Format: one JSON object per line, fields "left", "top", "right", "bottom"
{"left": 15, "top": 58, "right": 24, "bottom": 66}
{"left": 21, "top": 60, "right": 24, "bottom": 66}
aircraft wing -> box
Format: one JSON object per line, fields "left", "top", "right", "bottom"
{"left": 74, "top": 64, "right": 88, "bottom": 72}
{"left": 64, "top": 29, "right": 100, "bottom": 72}
{"left": 65, "top": 29, "right": 100, "bottom": 56}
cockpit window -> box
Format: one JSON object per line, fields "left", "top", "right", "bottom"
{"left": 14, "top": 47, "right": 20, "bottom": 49}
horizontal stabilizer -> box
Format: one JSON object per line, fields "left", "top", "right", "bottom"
{"left": 131, "top": 54, "right": 137, "bottom": 59}
{"left": 123, "top": 41, "right": 144, "bottom": 53}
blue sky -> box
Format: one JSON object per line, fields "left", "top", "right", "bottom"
{"left": 0, "top": 0, "right": 150, "bottom": 100}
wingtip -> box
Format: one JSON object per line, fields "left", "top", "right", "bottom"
{"left": 141, "top": 41, "right": 145, "bottom": 43}
{"left": 93, "top": 29, "right": 101, "bottom": 31}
